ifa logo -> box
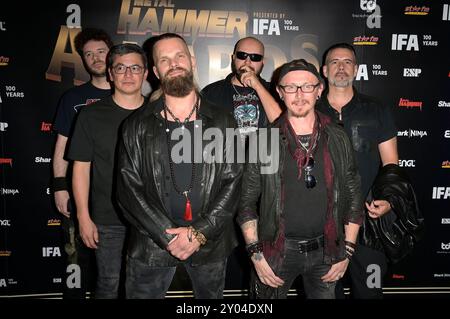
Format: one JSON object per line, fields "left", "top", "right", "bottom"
{"left": 398, "top": 159, "right": 415, "bottom": 168}
{"left": 403, "top": 68, "right": 421, "bottom": 77}
{"left": 391, "top": 34, "right": 419, "bottom": 51}
{"left": 42, "top": 247, "right": 62, "bottom": 257}
{"left": 432, "top": 187, "right": 450, "bottom": 199}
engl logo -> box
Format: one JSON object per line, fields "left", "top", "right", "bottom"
{"left": 0, "top": 220, "right": 11, "bottom": 227}
{"left": 432, "top": 187, "right": 450, "bottom": 199}
{"left": 41, "top": 122, "right": 52, "bottom": 132}
{"left": 403, "top": 68, "right": 421, "bottom": 77}
{"left": 438, "top": 101, "right": 450, "bottom": 108}
{"left": 442, "top": 218, "right": 450, "bottom": 224}
{"left": 404, "top": 6, "right": 430, "bottom": 15}
{"left": 399, "top": 159, "right": 415, "bottom": 168}
{"left": 391, "top": 34, "right": 419, "bottom": 51}
{"left": 0, "top": 158, "right": 13, "bottom": 166}
{"left": 0, "top": 21, "right": 6, "bottom": 31}
{"left": 399, "top": 98, "right": 422, "bottom": 110}
{"left": 353, "top": 35, "right": 379, "bottom": 45}
{"left": 397, "top": 129, "right": 427, "bottom": 138}
{"left": 0, "top": 56, "right": 9, "bottom": 66}
{"left": 443, "top": 161, "right": 450, "bottom": 169}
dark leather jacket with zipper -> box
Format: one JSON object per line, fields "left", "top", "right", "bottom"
{"left": 116, "top": 97, "right": 243, "bottom": 266}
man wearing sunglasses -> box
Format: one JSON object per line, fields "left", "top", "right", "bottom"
{"left": 201, "top": 37, "right": 281, "bottom": 136}
{"left": 317, "top": 43, "right": 398, "bottom": 299}
{"left": 237, "top": 59, "right": 363, "bottom": 299}
{"left": 68, "top": 44, "right": 148, "bottom": 298}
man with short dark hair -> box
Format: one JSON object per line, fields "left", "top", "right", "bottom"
{"left": 238, "top": 59, "right": 363, "bottom": 299}
{"left": 117, "top": 33, "right": 242, "bottom": 299}
{"left": 68, "top": 43, "right": 148, "bottom": 298}
{"left": 52, "top": 27, "right": 113, "bottom": 299}
{"left": 317, "top": 43, "right": 398, "bottom": 299}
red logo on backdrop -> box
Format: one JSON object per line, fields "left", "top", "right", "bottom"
{"left": 0, "top": 158, "right": 13, "bottom": 166}
{"left": 41, "top": 122, "right": 52, "bottom": 131}
{"left": 399, "top": 98, "right": 423, "bottom": 110}
{"left": 404, "top": 6, "right": 430, "bottom": 15}
{"left": 392, "top": 274, "right": 406, "bottom": 279}
{"left": 0, "top": 56, "right": 9, "bottom": 66}
{"left": 442, "top": 160, "right": 450, "bottom": 168}
{"left": 353, "top": 35, "right": 379, "bottom": 45}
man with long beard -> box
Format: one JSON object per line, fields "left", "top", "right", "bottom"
{"left": 52, "top": 28, "right": 113, "bottom": 299}
{"left": 116, "top": 33, "right": 242, "bottom": 298}
{"left": 317, "top": 43, "right": 398, "bottom": 299}
{"left": 201, "top": 37, "right": 281, "bottom": 136}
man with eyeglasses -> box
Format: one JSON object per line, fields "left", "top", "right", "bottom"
{"left": 201, "top": 37, "right": 281, "bottom": 136}
{"left": 317, "top": 43, "right": 398, "bottom": 299}
{"left": 237, "top": 59, "right": 363, "bottom": 299}
{"left": 68, "top": 43, "right": 148, "bottom": 298}
{"left": 52, "top": 28, "right": 113, "bottom": 299}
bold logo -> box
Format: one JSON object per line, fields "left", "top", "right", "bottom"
{"left": 397, "top": 129, "right": 427, "bottom": 138}
{"left": 432, "top": 187, "right": 450, "bottom": 199}
{"left": 0, "top": 21, "right": 6, "bottom": 31}
{"left": 0, "top": 250, "right": 11, "bottom": 257}
{"left": 366, "top": 264, "right": 381, "bottom": 289}
{"left": 443, "top": 161, "right": 450, "bottom": 169}
{"left": 442, "top": 218, "right": 450, "bottom": 224}
{"left": 438, "top": 101, "right": 450, "bottom": 108}
{"left": 47, "top": 219, "right": 61, "bottom": 226}
{"left": 404, "top": 6, "right": 430, "bottom": 15}
{"left": 391, "top": 34, "right": 419, "bottom": 51}
{"left": 403, "top": 68, "right": 421, "bottom": 77}
{"left": 0, "top": 56, "right": 9, "bottom": 66}
{"left": 353, "top": 35, "right": 379, "bottom": 45}
{"left": 253, "top": 18, "right": 280, "bottom": 35}
{"left": 0, "top": 220, "right": 11, "bottom": 227}
{"left": 445, "top": 130, "right": 450, "bottom": 138}
{"left": 42, "top": 247, "right": 61, "bottom": 257}
{"left": 443, "top": 4, "right": 450, "bottom": 21}
{"left": 360, "top": 0, "right": 377, "bottom": 12}
{"left": 41, "top": 122, "right": 52, "bottom": 131}
{"left": 441, "top": 243, "right": 450, "bottom": 250}
{"left": 398, "top": 98, "right": 422, "bottom": 110}
{"left": 35, "top": 157, "right": 51, "bottom": 163}
{"left": 399, "top": 159, "right": 415, "bottom": 168}
{"left": 0, "top": 158, "right": 13, "bottom": 166}
{"left": 66, "top": 264, "right": 81, "bottom": 289}
{"left": 356, "top": 64, "right": 369, "bottom": 81}
{"left": 0, "top": 122, "right": 8, "bottom": 132}
{"left": 0, "top": 188, "right": 19, "bottom": 195}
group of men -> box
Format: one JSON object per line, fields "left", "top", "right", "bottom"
{"left": 53, "top": 28, "right": 398, "bottom": 299}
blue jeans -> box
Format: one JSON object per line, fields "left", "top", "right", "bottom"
{"left": 94, "top": 224, "right": 127, "bottom": 299}
{"left": 253, "top": 239, "right": 336, "bottom": 299}
{"left": 126, "top": 257, "right": 227, "bottom": 299}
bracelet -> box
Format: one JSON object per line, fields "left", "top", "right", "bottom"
{"left": 53, "top": 177, "right": 68, "bottom": 192}
{"left": 187, "top": 226, "right": 207, "bottom": 246}
{"left": 246, "top": 241, "right": 263, "bottom": 257}
{"left": 344, "top": 240, "right": 356, "bottom": 250}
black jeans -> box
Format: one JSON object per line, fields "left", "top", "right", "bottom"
{"left": 126, "top": 257, "right": 227, "bottom": 299}
{"left": 253, "top": 238, "right": 336, "bottom": 299}
{"left": 94, "top": 224, "right": 127, "bottom": 299}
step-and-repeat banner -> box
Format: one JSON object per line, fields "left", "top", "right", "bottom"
{"left": 0, "top": 0, "right": 449, "bottom": 296}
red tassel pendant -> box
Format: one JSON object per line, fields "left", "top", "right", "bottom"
{"left": 184, "top": 192, "right": 192, "bottom": 221}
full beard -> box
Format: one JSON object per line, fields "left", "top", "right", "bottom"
{"left": 161, "top": 68, "right": 195, "bottom": 97}
{"left": 329, "top": 73, "right": 353, "bottom": 88}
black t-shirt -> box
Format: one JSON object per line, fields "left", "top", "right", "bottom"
{"left": 53, "top": 81, "right": 111, "bottom": 137}
{"left": 317, "top": 90, "right": 397, "bottom": 197}
{"left": 68, "top": 96, "right": 142, "bottom": 225}
{"left": 283, "top": 136, "right": 327, "bottom": 240}
{"left": 163, "top": 120, "right": 203, "bottom": 226}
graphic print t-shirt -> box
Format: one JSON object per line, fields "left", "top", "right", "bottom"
{"left": 232, "top": 85, "right": 262, "bottom": 136}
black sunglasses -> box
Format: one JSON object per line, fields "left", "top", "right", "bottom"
{"left": 303, "top": 157, "right": 316, "bottom": 189}
{"left": 235, "top": 51, "right": 263, "bottom": 62}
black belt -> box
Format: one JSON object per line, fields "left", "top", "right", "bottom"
{"left": 285, "top": 236, "right": 324, "bottom": 254}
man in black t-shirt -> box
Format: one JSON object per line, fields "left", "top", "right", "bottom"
{"left": 317, "top": 43, "right": 398, "bottom": 299}
{"left": 201, "top": 37, "right": 281, "bottom": 135}
{"left": 52, "top": 28, "right": 113, "bottom": 299}
{"left": 68, "top": 44, "right": 148, "bottom": 298}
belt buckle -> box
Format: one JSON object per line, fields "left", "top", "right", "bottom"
{"left": 298, "top": 241, "right": 307, "bottom": 254}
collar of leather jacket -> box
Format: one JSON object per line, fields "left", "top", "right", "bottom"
{"left": 152, "top": 93, "right": 216, "bottom": 120}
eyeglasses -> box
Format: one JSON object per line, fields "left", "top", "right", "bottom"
{"left": 303, "top": 157, "right": 316, "bottom": 189}
{"left": 112, "top": 64, "right": 144, "bottom": 74}
{"left": 235, "top": 51, "right": 263, "bottom": 62}
{"left": 279, "top": 83, "right": 320, "bottom": 94}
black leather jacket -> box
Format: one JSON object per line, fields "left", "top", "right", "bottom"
{"left": 238, "top": 113, "right": 363, "bottom": 265}
{"left": 116, "top": 97, "right": 243, "bottom": 266}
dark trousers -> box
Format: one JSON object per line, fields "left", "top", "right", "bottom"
{"left": 61, "top": 214, "right": 95, "bottom": 299}
{"left": 126, "top": 257, "right": 227, "bottom": 299}
{"left": 94, "top": 224, "right": 127, "bottom": 299}
{"left": 253, "top": 239, "right": 336, "bottom": 299}
{"left": 336, "top": 244, "right": 388, "bottom": 299}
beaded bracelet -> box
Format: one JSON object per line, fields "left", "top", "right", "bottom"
{"left": 187, "top": 226, "right": 207, "bottom": 245}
